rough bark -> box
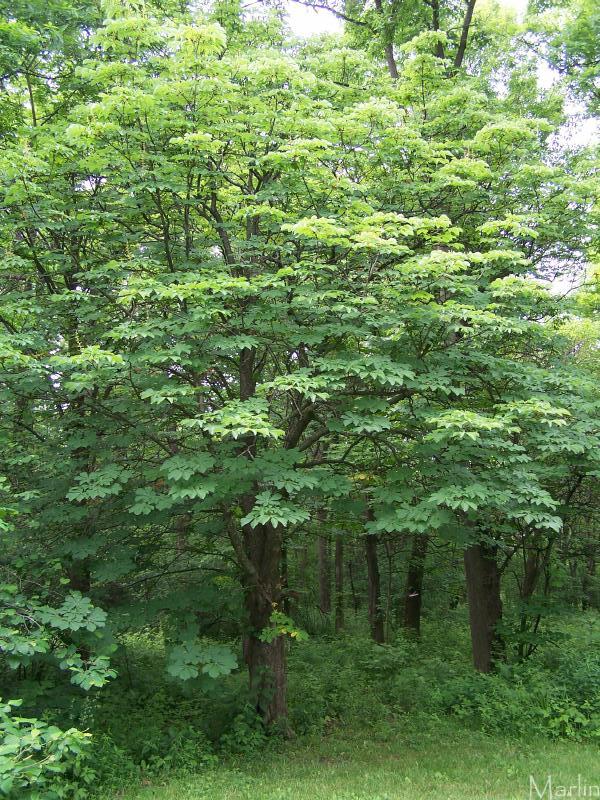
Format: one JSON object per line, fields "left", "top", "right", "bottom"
{"left": 318, "top": 535, "right": 331, "bottom": 614}
{"left": 454, "top": 0, "right": 477, "bottom": 69}
{"left": 241, "top": 518, "right": 290, "bottom": 731}
{"left": 281, "top": 539, "right": 290, "bottom": 615}
{"left": 582, "top": 542, "right": 597, "bottom": 610}
{"left": 365, "top": 533, "right": 385, "bottom": 644}
{"left": 464, "top": 543, "right": 503, "bottom": 672}
{"left": 334, "top": 534, "right": 344, "bottom": 632}
{"left": 298, "top": 542, "right": 309, "bottom": 594}
{"left": 234, "top": 342, "right": 291, "bottom": 730}
{"left": 373, "top": 0, "right": 399, "bottom": 79}
{"left": 402, "top": 534, "right": 429, "bottom": 636}
{"left": 431, "top": 0, "right": 446, "bottom": 59}
{"left": 348, "top": 554, "right": 360, "bottom": 613}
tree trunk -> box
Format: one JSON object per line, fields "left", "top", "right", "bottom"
{"left": 431, "top": 0, "right": 446, "bottom": 59}
{"left": 334, "top": 534, "right": 344, "bottom": 632}
{"left": 582, "top": 541, "right": 597, "bottom": 610}
{"left": 403, "top": 534, "right": 429, "bottom": 636}
{"left": 454, "top": 0, "right": 477, "bottom": 69}
{"left": 348, "top": 554, "right": 360, "bottom": 613}
{"left": 67, "top": 559, "right": 91, "bottom": 594}
{"left": 241, "top": 519, "right": 290, "bottom": 731}
{"left": 365, "top": 533, "right": 385, "bottom": 644}
{"left": 235, "top": 345, "right": 290, "bottom": 729}
{"left": 373, "top": 0, "right": 399, "bottom": 79}
{"left": 318, "top": 535, "right": 331, "bottom": 614}
{"left": 298, "top": 542, "right": 309, "bottom": 594}
{"left": 517, "top": 549, "right": 540, "bottom": 660}
{"left": 464, "top": 543, "right": 503, "bottom": 672}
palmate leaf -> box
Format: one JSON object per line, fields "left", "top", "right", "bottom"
{"left": 167, "top": 640, "right": 237, "bottom": 681}
{"left": 66, "top": 464, "right": 130, "bottom": 501}
{"left": 56, "top": 647, "right": 117, "bottom": 690}
{"left": 240, "top": 492, "right": 310, "bottom": 529}
{"left": 338, "top": 411, "right": 392, "bottom": 433}
{"left": 316, "top": 355, "right": 415, "bottom": 387}
{"left": 182, "top": 399, "right": 284, "bottom": 440}
{"left": 161, "top": 453, "right": 215, "bottom": 482}
{"left": 37, "top": 592, "right": 107, "bottom": 632}
{"left": 140, "top": 385, "right": 196, "bottom": 405}
{"left": 260, "top": 369, "right": 331, "bottom": 401}
{"left": 129, "top": 487, "right": 176, "bottom": 516}
{"left": 167, "top": 479, "right": 218, "bottom": 500}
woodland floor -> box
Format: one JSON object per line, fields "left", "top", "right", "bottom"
{"left": 110, "top": 719, "right": 599, "bottom": 800}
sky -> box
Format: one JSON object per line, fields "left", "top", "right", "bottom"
{"left": 286, "top": 0, "right": 529, "bottom": 37}
{"left": 282, "top": 0, "right": 596, "bottom": 294}
{"left": 283, "top": 0, "right": 597, "bottom": 151}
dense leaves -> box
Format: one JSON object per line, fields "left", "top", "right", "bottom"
{"left": 0, "top": 0, "right": 598, "bottom": 796}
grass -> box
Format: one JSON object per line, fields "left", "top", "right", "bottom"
{"left": 109, "top": 718, "right": 599, "bottom": 800}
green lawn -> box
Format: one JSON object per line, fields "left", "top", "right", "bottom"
{"left": 111, "top": 720, "right": 599, "bottom": 800}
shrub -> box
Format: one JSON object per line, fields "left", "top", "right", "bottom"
{"left": 0, "top": 699, "right": 93, "bottom": 800}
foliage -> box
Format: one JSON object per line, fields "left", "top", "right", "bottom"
{"left": 0, "top": 699, "right": 92, "bottom": 800}
{"left": 0, "top": 0, "right": 598, "bottom": 796}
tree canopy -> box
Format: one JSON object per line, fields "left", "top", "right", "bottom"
{"left": 0, "top": 0, "right": 598, "bottom": 795}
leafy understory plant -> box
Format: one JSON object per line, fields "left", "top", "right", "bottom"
{"left": 0, "top": 699, "right": 93, "bottom": 800}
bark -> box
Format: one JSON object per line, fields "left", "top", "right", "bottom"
{"left": 383, "top": 42, "right": 399, "bottom": 80}
{"left": 374, "top": 0, "right": 399, "bottom": 79}
{"left": 582, "top": 542, "right": 597, "bottom": 610}
{"left": 365, "top": 533, "right": 385, "bottom": 644}
{"left": 517, "top": 550, "right": 540, "bottom": 660}
{"left": 241, "top": 518, "right": 290, "bottom": 731}
{"left": 402, "top": 534, "right": 429, "bottom": 636}
{"left": 464, "top": 543, "right": 503, "bottom": 672}
{"left": 67, "top": 560, "right": 91, "bottom": 661}
{"left": 454, "top": 0, "right": 477, "bottom": 69}
{"left": 67, "top": 560, "right": 91, "bottom": 594}
{"left": 334, "top": 534, "right": 344, "bottom": 632}
{"left": 431, "top": 0, "right": 446, "bottom": 59}
{"left": 521, "top": 551, "right": 540, "bottom": 601}
{"left": 281, "top": 540, "right": 290, "bottom": 615}
{"left": 348, "top": 555, "right": 360, "bottom": 613}
{"left": 318, "top": 535, "right": 331, "bottom": 614}
{"left": 235, "top": 342, "right": 291, "bottom": 731}
{"left": 298, "top": 542, "right": 309, "bottom": 594}
{"left": 384, "top": 539, "right": 393, "bottom": 641}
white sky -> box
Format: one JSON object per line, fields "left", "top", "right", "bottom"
{"left": 286, "top": 0, "right": 529, "bottom": 37}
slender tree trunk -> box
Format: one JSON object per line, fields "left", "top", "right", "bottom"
{"left": 521, "top": 551, "right": 540, "bottom": 601}
{"left": 318, "top": 535, "right": 331, "bottom": 614}
{"left": 334, "top": 534, "right": 344, "bottom": 632}
{"left": 454, "top": 0, "right": 477, "bottom": 69}
{"left": 464, "top": 543, "right": 503, "bottom": 672}
{"left": 384, "top": 539, "right": 393, "bottom": 641}
{"left": 581, "top": 541, "right": 597, "bottom": 610}
{"left": 373, "top": 0, "right": 399, "bottom": 79}
{"left": 281, "top": 539, "right": 290, "bottom": 615}
{"left": 383, "top": 42, "right": 399, "bottom": 79}
{"left": 298, "top": 542, "right": 309, "bottom": 594}
{"left": 517, "top": 549, "right": 540, "bottom": 660}
{"left": 403, "top": 534, "right": 429, "bottom": 636}
{"left": 348, "top": 554, "right": 360, "bottom": 614}
{"left": 67, "top": 559, "right": 91, "bottom": 660}
{"left": 431, "top": 0, "right": 446, "bottom": 59}
{"left": 365, "top": 534, "right": 385, "bottom": 644}
{"left": 67, "top": 560, "right": 91, "bottom": 594}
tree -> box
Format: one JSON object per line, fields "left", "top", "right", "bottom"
{"left": 0, "top": 0, "right": 598, "bottom": 738}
